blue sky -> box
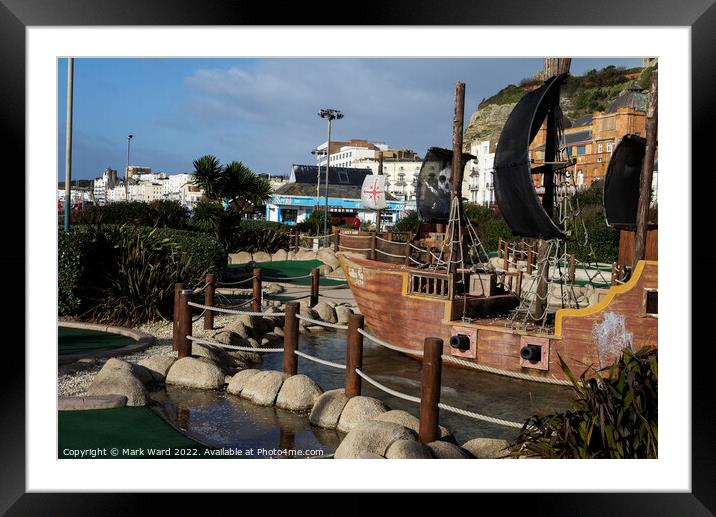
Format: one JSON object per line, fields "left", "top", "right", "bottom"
{"left": 57, "top": 57, "right": 643, "bottom": 180}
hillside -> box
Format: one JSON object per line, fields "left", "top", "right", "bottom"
{"left": 463, "top": 64, "right": 656, "bottom": 150}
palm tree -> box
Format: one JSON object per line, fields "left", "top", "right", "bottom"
{"left": 222, "top": 161, "right": 273, "bottom": 216}
{"left": 191, "top": 155, "right": 223, "bottom": 200}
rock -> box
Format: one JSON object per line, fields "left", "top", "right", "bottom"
{"left": 461, "top": 438, "right": 511, "bottom": 459}
{"left": 223, "top": 320, "right": 251, "bottom": 339}
{"left": 287, "top": 250, "right": 297, "bottom": 260}
{"left": 226, "top": 369, "right": 261, "bottom": 396}
{"left": 303, "top": 325, "right": 326, "bottom": 334}
{"left": 260, "top": 333, "right": 283, "bottom": 347}
{"left": 295, "top": 250, "right": 317, "bottom": 261}
{"left": 318, "top": 264, "right": 333, "bottom": 275}
{"left": 309, "top": 389, "right": 350, "bottom": 429}
{"left": 137, "top": 356, "right": 176, "bottom": 384}
{"left": 337, "top": 396, "right": 389, "bottom": 433}
{"left": 298, "top": 307, "right": 320, "bottom": 328}
{"left": 317, "top": 250, "right": 341, "bottom": 269}
{"left": 87, "top": 363, "right": 149, "bottom": 406}
{"left": 357, "top": 452, "right": 386, "bottom": 459}
{"left": 226, "top": 349, "right": 262, "bottom": 365}
{"left": 385, "top": 439, "right": 434, "bottom": 459}
{"left": 253, "top": 251, "right": 272, "bottom": 263}
{"left": 335, "top": 305, "right": 354, "bottom": 324}
{"left": 273, "top": 326, "right": 284, "bottom": 337}
{"left": 427, "top": 441, "right": 474, "bottom": 459}
{"left": 246, "top": 338, "right": 260, "bottom": 349}
{"left": 59, "top": 394, "right": 127, "bottom": 411}
{"left": 271, "top": 249, "right": 288, "bottom": 261}
{"left": 94, "top": 358, "right": 154, "bottom": 387}
{"left": 334, "top": 421, "right": 416, "bottom": 459}
{"left": 165, "top": 357, "right": 225, "bottom": 390}
{"left": 322, "top": 300, "right": 337, "bottom": 308}
{"left": 192, "top": 343, "right": 236, "bottom": 372}
{"left": 373, "top": 410, "right": 451, "bottom": 439}
{"left": 275, "top": 374, "right": 324, "bottom": 412}
{"left": 327, "top": 268, "right": 346, "bottom": 280}
{"left": 229, "top": 251, "right": 253, "bottom": 264}
{"left": 240, "top": 370, "right": 289, "bottom": 406}
{"left": 266, "top": 283, "right": 284, "bottom": 294}
{"left": 313, "top": 302, "right": 338, "bottom": 323}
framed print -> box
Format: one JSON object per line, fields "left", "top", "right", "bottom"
{"left": 4, "top": 0, "right": 713, "bottom": 513}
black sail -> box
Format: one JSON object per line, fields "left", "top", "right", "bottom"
{"left": 603, "top": 134, "right": 646, "bottom": 229}
{"left": 416, "top": 147, "right": 474, "bottom": 223}
{"left": 493, "top": 74, "right": 568, "bottom": 239}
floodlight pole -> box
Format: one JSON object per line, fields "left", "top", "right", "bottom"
{"left": 63, "top": 58, "right": 74, "bottom": 232}
{"left": 126, "top": 134, "right": 133, "bottom": 201}
{"left": 319, "top": 108, "right": 343, "bottom": 237}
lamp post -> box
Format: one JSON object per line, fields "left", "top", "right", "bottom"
{"left": 63, "top": 58, "right": 74, "bottom": 232}
{"left": 318, "top": 108, "right": 343, "bottom": 236}
{"left": 125, "top": 134, "right": 133, "bottom": 201}
{"left": 311, "top": 148, "right": 326, "bottom": 198}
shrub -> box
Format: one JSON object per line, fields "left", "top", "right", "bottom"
{"left": 189, "top": 198, "right": 242, "bottom": 250}
{"left": 392, "top": 211, "right": 420, "bottom": 233}
{"left": 294, "top": 209, "right": 327, "bottom": 234}
{"left": 152, "top": 227, "right": 226, "bottom": 284}
{"left": 147, "top": 200, "right": 189, "bottom": 229}
{"left": 71, "top": 201, "right": 188, "bottom": 229}
{"left": 58, "top": 228, "right": 92, "bottom": 315}
{"left": 226, "top": 220, "right": 290, "bottom": 253}
{"left": 510, "top": 346, "right": 658, "bottom": 459}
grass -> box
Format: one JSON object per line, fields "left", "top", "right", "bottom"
{"left": 227, "top": 260, "right": 347, "bottom": 286}
{"left": 58, "top": 327, "right": 136, "bottom": 356}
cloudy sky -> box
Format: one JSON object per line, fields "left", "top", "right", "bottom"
{"left": 57, "top": 57, "right": 643, "bottom": 180}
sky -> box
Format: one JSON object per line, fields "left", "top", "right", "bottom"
{"left": 57, "top": 57, "right": 644, "bottom": 181}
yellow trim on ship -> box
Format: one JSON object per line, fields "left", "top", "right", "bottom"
{"left": 553, "top": 259, "right": 657, "bottom": 337}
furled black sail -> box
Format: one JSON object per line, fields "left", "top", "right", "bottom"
{"left": 493, "top": 74, "right": 568, "bottom": 239}
{"left": 603, "top": 134, "right": 646, "bottom": 229}
{"left": 416, "top": 147, "right": 474, "bottom": 223}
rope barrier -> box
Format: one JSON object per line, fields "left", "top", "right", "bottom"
{"left": 295, "top": 314, "right": 349, "bottom": 330}
{"left": 186, "top": 335, "right": 284, "bottom": 353}
{"left": 319, "top": 282, "right": 349, "bottom": 289}
{"left": 216, "top": 297, "right": 255, "bottom": 309}
{"left": 294, "top": 350, "right": 346, "bottom": 370}
{"left": 192, "top": 282, "right": 211, "bottom": 294}
{"left": 217, "top": 277, "right": 254, "bottom": 286}
{"left": 438, "top": 402, "right": 525, "bottom": 429}
{"left": 441, "top": 354, "right": 573, "bottom": 386}
{"left": 191, "top": 308, "right": 207, "bottom": 323}
{"left": 375, "top": 235, "right": 404, "bottom": 245}
{"left": 338, "top": 245, "right": 372, "bottom": 252}
{"left": 354, "top": 368, "right": 421, "bottom": 404}
{"left": 188, "top": 301, "right": 285, "bottom": 317}
{"left": 340, "top": 234, "right": 372, "bottom": 240}
{"left": 299, "top": 233, "right": 335, "bottom": 240}
{"left": 376, "top": 248, "right": 408, "bottom": 259}
{"left": 262, "top": 274, "right": 312, "bottom": 281}
{"left": 358, "top": 329, "right": 422, "bottom": 356}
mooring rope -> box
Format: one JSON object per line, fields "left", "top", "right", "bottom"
{"left": 186, "top": 335, "right": 284, "bottom": 353}
{"left": 441, "top": 354, "right": 573, "bottom": 386}
{"left": 295, "top": 314, "right": 349, "bottom": 330}
{"left": 217, "top": 277, "right": 254, "bottom": 286}
{"left": 263, "top": 274, "right": 313, "bottom": 281}
{"left": 376, "top": 248, "right": 407, "bottom": 259}
{"left": 187, "top": 301, "right": 285, "bottom": 317}
{"left": 294, "top": 350, "right": 346, "bottom": 370}
{"left": 354, "top": 368, "right": 421, "bottom": 404}
{"left": 338, "top": 245, "right": 372, "bottom": 252}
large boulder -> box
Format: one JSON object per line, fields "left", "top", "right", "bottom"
{"left": 240, "top": 370, "right": 288, "bottom": 406}
{"left": 229, "top": 251, "right": 253, "bottom": 264}
{"left": 298, "top": 307, "right": 320, "bottom": 329}
{"left": 137, "top": 356, "right": 176, "bottom": 384}
{"left": 318, "top": 264, "right": 333, "bottom": 275}
{"left": 271, "top": 249, "right": 288, "bottom": 261}
{"left": 385, "top": 439, "right": 434, "bottom": 459}
{"left": 226, "top": 369, "right": 261, "bottom": 396}
{"left": 317, "top": 250, "right": 341, "bottom": 269}
{"left": 287, "top": 250, "right": 297, "bottom": 261}
{"left": 427, "top": 441, "right": 474, "bottom": 459}
{"left": 334, "top": 421, "right": 416, "bottom": 459}
{"left": 266, "top": 283, "right": 284, "bottom": 294}
{"left": 260, "top": 333, "right": 283, "bottom": 347}
{"left": 253, "top": 251, "right": 272, "bottom": 263}
{"left": 336, "top": 396, "right": 389, "bottom": 433}
{"left": 87, "top": 361, "right": 149, "bottom": 406}
{"left": 222, "top": 320, "right": 251, "bottom": 340}
{"left": 295, "top": 249, "right": 317, "bottom": 261}
{"left": 165, "top": 357, "right": 225, "bottom": 390}
{"left": 191, "top": 343, "right": 237, "bottom": 372}
{"left": 275, "top": 374, "right": 323, "bottom": 412}
{"left": 309, "top": 389, "right": 350, "bottom": 429}
{"left": 94, "top": 358, "right": 154, "bottom": 387}
{"left": 334, "top": 305, "right": 354, "bottom": 325}
{"left": 461, "top": 438, "right": 511, "bottom": 459}
{"left": 373, "top": 410, "right": 451, "bottom": 440}
{"left": 313, "top": 302, "right": 338, "bottom": 324}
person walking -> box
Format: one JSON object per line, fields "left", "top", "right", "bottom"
{"left": 352, "top": 215, "right": 361, "bottom": 229}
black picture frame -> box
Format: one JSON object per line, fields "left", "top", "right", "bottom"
{"left": 3, "top": 0, "right": 711, "bottom": 514}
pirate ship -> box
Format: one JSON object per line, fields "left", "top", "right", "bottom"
{"left": 338, "top": 63, "right": 658, "bottom": 381}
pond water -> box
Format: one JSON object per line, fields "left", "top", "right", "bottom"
{"left": 154, "top": 330, "right": 575, "bottom": 457}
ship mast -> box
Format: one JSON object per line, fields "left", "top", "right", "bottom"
{"left": 448, "top": 82, "right": 466, "bottom": 275}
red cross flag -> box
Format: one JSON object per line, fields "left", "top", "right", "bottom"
{"left": 361, "top": 175, "right": 387, "bottom": 210}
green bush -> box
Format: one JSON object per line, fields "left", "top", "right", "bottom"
{"left": 294, "top": 209, "right": 327, "bottom": 234}
{"left": 567, "top": 181, "right": 620, "bottom": 263}
{"left": 58, "top": 228, "right": 92, "bottom": 315}
{"left": 71, "top": 201, "right": 188, "bottom": 229}
{"left": 510, "top": 346, "right": 657, "bottom": 459}
{"left": 152, "top": 227, "right": 226, "bottom": 284}
{"left": 226, "top": 220, "right": 290, "bottom": 253}
{"left": 392, "top": 211, "right": 420, "bottom": 233}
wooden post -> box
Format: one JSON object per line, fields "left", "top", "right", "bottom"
{"left": 633, "top": 70, "right": 658, "bottom": 269}
{"left": 345, "top": 313, "right": 365, "bottom": 398}
{"left": 448, "top": 81, "right": 466, "bottom": 275}
{"left": 526, "top": 249, "right": 534, "bottom": 275}
{"left": 530, "top": 239, "right": 550, "bottom": 321}
{"left": 370, "top": 231, "right": 376, "bottom": 260}
{"left": 203, "top": 274, "right": 216, "bottom": 330}
{"left": 172, "top": 282, "right": 184, "bottom": 351}
{"left": 177, "top": 288, "right": 193, "bottom": 359}
{"left": 334, "top": 228, "right": 340, "bottom": 252}
{"left": 283, "top": 301, "right": 299, "bottom": 376}
{"left": 611, "top": 262, "right": 618, "bottom": 286}
{"left": 310, "top": 267, "right": 320, "bottom": 307}
{"left": 419, "top": 337, "right": 443, "bottom": 444}
{"left": 252, "top": 267, "right": 262, "bottom": 313}
{"left": 568, "top": 255, "right": 576, "bottom": 283}
{"left": 515, "top": 271, "right": 523, "bottom": 298}
{"left": 503, "top": 241, "right": 509, "bottom": 271}
{"left": 404, "top": 237, "right": 411, "bottom": 266}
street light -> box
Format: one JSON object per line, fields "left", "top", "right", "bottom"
{"left": 125, "top": 134, "right": 133, "bottom": 201}
{"left": 318, "top": 108, "right": 343, "bottom": 236}
{"left": 311, "top": 148, "right": 327, "bottom": 199}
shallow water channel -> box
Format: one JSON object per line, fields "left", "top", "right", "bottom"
{"left": 154, "top": 331, "right": 575, "bottom": 457}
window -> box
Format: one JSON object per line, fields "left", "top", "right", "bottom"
{"left": 607, "top": 142, "right": 613, "bottom": 152}
{"left": 566, "top": 147, "right": 573, "bottom": 157}
{"left": 338, "top": 171, "right": 349, "bottom": 183}
{"left": 645, "top": 289, "right": 658, "bottom": 316}
{"left": 576, "top": 146, "right": 586, "bottom": 156}
{"left": 598, "top": 143, "right": 603, "bottom": 153}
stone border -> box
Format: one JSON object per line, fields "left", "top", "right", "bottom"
{"left": 58, "top": 320, "right": 155, "bottom": 365}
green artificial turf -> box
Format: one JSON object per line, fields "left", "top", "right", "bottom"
{"left": 58, "top": 327, "right": 136, "bottom": 356}
{"left": 58, "top": 407, "right": 225, "bottom": 459}
{"left": 228, "top": 260, "right": 347, "bottom": 286}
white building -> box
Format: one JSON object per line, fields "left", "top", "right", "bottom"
{"left": 465, "top": 140, "right": 496, "bottom": 206}
{"left": 314, "top": 139, "right": 388, "bottom": 168}
{"left": 92, "top": 168, "right": 118, "bottom": 205}
{"left": 353, "top": 151, "right": 423, "bottom": 202}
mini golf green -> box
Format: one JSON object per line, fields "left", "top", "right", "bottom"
{"left": 58, "top": 327, "right": 136, "bottom": 356}
{"left": 228, "top": 260, "right": 347, "bottom": 286}
{"left": 58, "top": 407, "right": 221, "bottom": 459}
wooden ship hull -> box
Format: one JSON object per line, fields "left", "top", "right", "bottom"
{"left": 339, "top": 253, "right": 657, "bottom": 381}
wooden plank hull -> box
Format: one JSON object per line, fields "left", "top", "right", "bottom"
{"left": 339, "top": 254, "right": 658, "bottom": 381}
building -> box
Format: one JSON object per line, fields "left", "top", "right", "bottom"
{"left": 126, "top": 165, "right": 152, "bottom": 179}
{"left": 266, "top": 165, "right": 406, "bottom": 227}
{"left": 314, "top": 139, "right": 388, "bottom": 168}
{"left": 530, "top": 84, "right": 648, "bottom": 188}
{"left": 465, "top": 140, "right": 496, "bottom": 206}
{"left": 91, "top": 168, "right": 118, "bottom": 205}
